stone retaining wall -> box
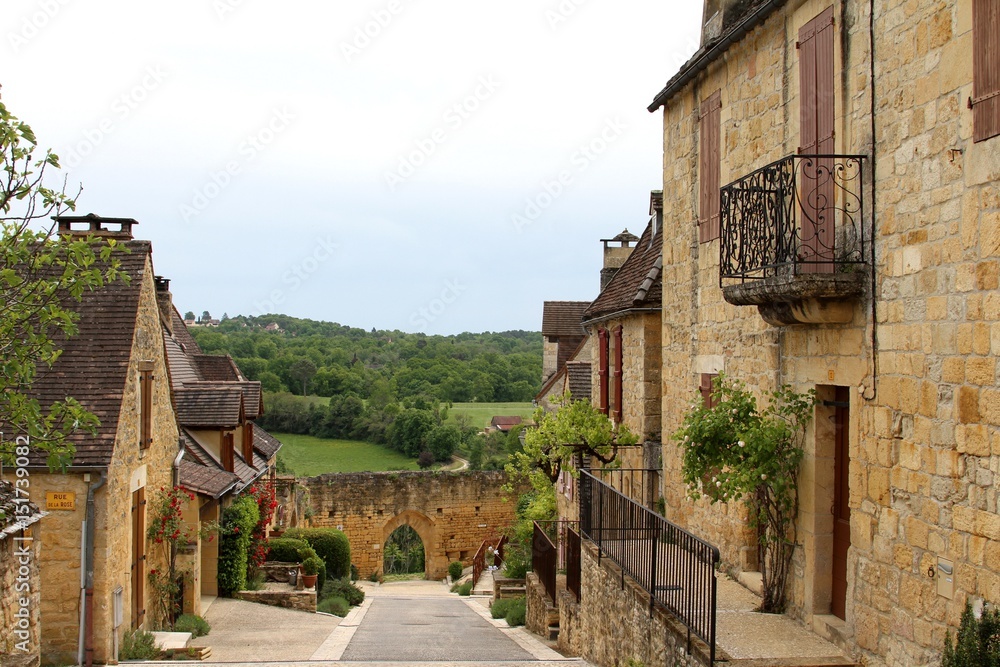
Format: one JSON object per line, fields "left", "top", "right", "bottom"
{"left": 235, "top": 590, "right": 316, "bottom": 613}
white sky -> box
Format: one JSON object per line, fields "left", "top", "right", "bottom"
{"left": 4, "top": 0, "right": 703, "bottom": 335}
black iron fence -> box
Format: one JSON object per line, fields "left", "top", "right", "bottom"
{"left": 720, "top": 153, "right": 868, "bottom": 285}
{"left": 579, "top": 469, "right": 719, "bottom": 664}
{"left": 531, "top": 520, "right": 581, "bottom": 604}
{"left": 588, "top": 467, "right": 661, "bottom": 510}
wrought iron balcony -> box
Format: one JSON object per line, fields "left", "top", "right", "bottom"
{"left": 719, "top": 154, "right": 869, "bottom": 324}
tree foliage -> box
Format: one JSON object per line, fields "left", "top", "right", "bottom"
{"left": 0, "top": 100, "right": 126, "bottom": 468}
{"left": 942, "top": 602, "right": 1000, "bottom": 667}
{"left": 673, "top": 374, "right": 815, "bottom": 613}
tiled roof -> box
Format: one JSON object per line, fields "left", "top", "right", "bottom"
{"left": 179, "top": 459, "right": 238, "bottom": 499}
{"left": 170, "top": 307, "right": 201, "bottom": 353}
{"left": 583, "top": 221, "right": 662, "bottom": 321}
{"left": 252, "top": 424, "right": 282, "bottom": 460}
{"left": 184, "top": 381, "right": 263, "bottom": 420}
{"left": 541, "top": 302, "right": 590, "bottom": 338}
{"left": 21, "top": 241, "right": 152, "bottom": 467}
{"left": 491, "top": 416, "right": 523, "bottom": 427}
{"left": 193, "top": 354, "right": 243, "bottom": 382}
{"left": 566, "top": 361, "right": 592, "bottom": 402}
{"left": 180, "top": 429, "right": 263, "bottom": 493}
{"left": 163, "top": 330, "right": 201, "bottom": 386}
{"left": 174, "top": 386, "right": 244, "bottom": 428}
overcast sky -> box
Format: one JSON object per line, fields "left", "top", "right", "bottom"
{"left": 5, "top": 0, "right": 703, "bottom": 335}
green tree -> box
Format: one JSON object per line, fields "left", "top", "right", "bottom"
{"left": 289, "top": 358, "right": 317, "bottom": 396}
{"left": 0, "top": 100, "right": 127, "bottom": 469}
{"left": 389, "top": 408, "right": 435, "bottom": 457}
{"left": 183, "top": 310, "right": 195, "bottom": 321}
{"left": 426, "top": 424, "right": 461, "bottom": 462}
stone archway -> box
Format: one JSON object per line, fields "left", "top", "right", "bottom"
{"left": 381, "top": 510, "right": 437, "bottom": 579}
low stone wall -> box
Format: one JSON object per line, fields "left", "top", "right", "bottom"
{"left": 576, "top": 542, "right": 713, "bottom": 667}
{"left": 557, "top": 589, "right": 582, "bottom": 657}
{"left": 492, "top": 576, "right": 526, "bottom": 600}
{"left": 524, "top": 573, "right": 549, "bottom": 637}
{"left": 260, "top": 562, "right": 299, "bottom": 583}
{"left": 236, "top": 589, "right": 316, "bottom": 613}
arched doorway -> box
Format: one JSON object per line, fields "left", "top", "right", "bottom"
{"left": 381, "top": 510, "right": 436, "bottom": 579}
{"left": 383, "top": 525, "right": 424, "bottom": 575}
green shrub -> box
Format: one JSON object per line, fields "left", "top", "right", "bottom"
{"left": 283, "top": 527, "right": 351, "bottom": 579}
{"left": 218, "top": 495, "right": 260, "bottom": 595}
{"left": 243, "top": 568, "right": 266, "bottom": 591}
{"left": 490, "top": 598, "right": 512, "bottom": 619}
{"left": 321, "top": 578, "right": 365, "bottom": 606}
{"left": 455, "top": 581, "right": 472, "bottom": 596}
{"left": 942, "top": 602, "right": 1000, "bottom": 666}
{"left": 302, "top": 556, "right": 323, "bottom": 575}
{"left": 504, "top": 597, "right": 526, "bottom": 627}
{"left": 119, "top": 628, "right": 159, "bottom": 661}
{"left": 448, "top": 561, "right": 464, "bottom": 581}
{"left": 173, "top": 614, "right": 210, "bottom": 638}
{"left": 266, "top": 537, "right": 309, "bottom": 563}
{"left": 317, "top": 596, "right": 350, "bottom": 617}
{"left": 368, "top": 570, "right": 381, "bottom": 583}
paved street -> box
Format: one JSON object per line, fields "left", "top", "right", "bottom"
{"left": 149, "top": 579, "right": 591, "bottom": 666}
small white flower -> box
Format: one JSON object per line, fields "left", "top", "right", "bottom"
{"left": 761, "top": 474, "right": 767, "bottom": 480}
{"left": 711, "top": 476, "right": 717, "bottom": 483}
{"left": 738, "top": 440, "right": 745, "bottom": 448}
{"left": 716, "top": 481, "right": 722, "bottom": 487}
{"left": 732, "top": 408, "right": 738, "bottom": 414}
{"left": 684, "top": 435, "right": 689, "bottom": 442}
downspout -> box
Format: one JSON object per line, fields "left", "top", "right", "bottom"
{"left": 83, "top": 470, "right": 107, "bottom": 667}
{"left": 866, "top": 0, "right": 879, "bottom": 401}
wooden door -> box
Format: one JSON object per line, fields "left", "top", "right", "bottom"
{"left": 831, "top": 387, "right": 850, "bottom": 619}
{"left": 798, "top": 6, "right": 835, "bottom": 272}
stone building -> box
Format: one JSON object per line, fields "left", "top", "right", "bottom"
{"left": 648, "top": 0, "right": 999, "bottom": 664}
{"left": 0, "top": 480, "right": 44, "bottom": 667}
{"left": 1, "top": 215, "right": 181, "bottom": 666}
{"left": 540, "top": 301, "right": 590, "bottom": 386}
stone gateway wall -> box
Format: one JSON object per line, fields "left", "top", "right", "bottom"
{"left": 0, "top": 520, "right": 42, "bottom": 667}
{"left": 301, "top": 471, "right": 517, "bottom": 580}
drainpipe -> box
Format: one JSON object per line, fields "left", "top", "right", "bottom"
{"left": 172, "top": 447, "right": 184, "bottom": 488}
{"left": 83, "top": 470, "right": 106, "bottom": 667}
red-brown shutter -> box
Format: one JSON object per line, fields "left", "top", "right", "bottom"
{"left": 131, "top": 487, "right": 146, "bottom": 627}
{"left": 222, "top": 432, "right": 235, "bottom": 472}
{"left": 243, "top": 423, "right": 254, "bottom": 464}
{"left": 140, "top": 369, "right": 153, "bottom": 450}
{"left": 612, "top": 326, "right": 624, "bottom": 423}
{"left": 699, "top": 91, "right": 722, "bottom": 243}
{"left": 597, "top": 328, "right": 609, "bottom": 415}
{"left": 700, "top": 373, "right": 718, "bottom": 409}
{"left": 973, "top": 0, "right": 1000, "bottom": 142}
{"left": 798, "top": 6, "right": 836, "bottom": 272}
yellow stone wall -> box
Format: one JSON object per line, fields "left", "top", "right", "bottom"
{"left": 300, "top": 471, "right": 517, "bottom": 580}
{"left": 0, "top": 520, "right": 42, "bottom": 667}
{"left": 6, "top": 259, "right": 180, "bottom": 665}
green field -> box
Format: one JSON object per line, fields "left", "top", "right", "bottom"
{"left": 274, "top": 433, "right": 420, "bottom": 476}
{"left": 445, "top": 402, "right": 535, "bottom": 430}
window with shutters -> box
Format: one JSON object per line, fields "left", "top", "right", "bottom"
{"left": 612, "top": 326, "right": 624, "bottom": 423}
{"left": 700, "top": 373, "right": 719, "bottom": 409}
{"left": 139, "top": 363, "right": 154, "bottom": 450}
{"left": 597, "top": 328, "right": 609, "bottom": 415}
{"left": 973, "top": 0, "right": 1000, "bottom": 142}
{"left": 699, "top": 90, "right": 722, "bottom": 243}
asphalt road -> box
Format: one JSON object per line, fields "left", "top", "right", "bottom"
{"left": 341, "top": 596, "right": 533, "bottom": 662}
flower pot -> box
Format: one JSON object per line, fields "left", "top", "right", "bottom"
{"left": 302, "top": 574, "right": 318, "bottom": 589}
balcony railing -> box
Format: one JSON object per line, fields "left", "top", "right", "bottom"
{"left": 580, "top": 470, "right": 719, "bottom": 665}
{"left": 472, "top": 534, "right": 506, "bottom": 588}
{"left": 532, "top": 520, "right": 581, "bottom": 604}
{"left": 720, "top": 154, "right": 868, "bottom": 288}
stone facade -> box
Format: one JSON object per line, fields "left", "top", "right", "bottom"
{"left": 0, "top": 510, "right": 43, "bottom": 667}
{"left": 6, "top": 255, "right": 181, "bottom": 665}
{"left": 235, "top": 590, "right": 316, "bottom": 613}
{"left": 651, "top": 0, "right": 1000, "bottom": 664}
{"left": 299, "top": 471, "right": 517, "bottom": 580}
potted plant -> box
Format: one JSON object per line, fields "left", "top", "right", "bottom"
{"left": 301, "top": 556, "right": 322, "bottom": 589}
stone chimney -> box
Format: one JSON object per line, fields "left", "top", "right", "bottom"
{"left": 154, "top": 276, "right": 173, "bottom": 335}
{"left": 649, "top": 190, "right": 663, "bottom": 239}
{"left": 702, "top": 0, "right": 761, "bottom": 44}
{"left": 54, "top": 213, "right": 137, "bottom": 240}
{"left": 600, "top": 229, "right": 640, "bottom": 291}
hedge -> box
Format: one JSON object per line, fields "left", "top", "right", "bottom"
{"left": 266, "top": 537, "right": 310, "bottom": 563}
{"left": 218, "top": 495, "right": 259, "bottom": 596}
{"left": 282, "top": 527, "right": 351, "bottom": 579}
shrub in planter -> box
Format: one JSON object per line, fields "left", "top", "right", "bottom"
{"left": 283, "top": 527, "right": 351, "bottom": 579}
{"left": 302, "top": 556, "right": 323, "bottom": 576}
{"left": 448, "top": 561, "right": 464, "bottom": 581}
{"left": 119, "top": 628, "right": 159, "bottom": 661}
{"left": 266, "top": 537, "right": 310, "bottom": 563}
{"left": 504, "top": 597, "right": 526, "bottom": 627}
{"left": 173, "top": 614, "right": 210, "bottom": 638}
{"left": 317, "top": 596, "right": 350, "bottom": 617}
{"left": 321, "top": 578, "right": 365, "bottom": 606}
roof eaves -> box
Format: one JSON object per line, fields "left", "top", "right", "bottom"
{"left": 648, "top": 0, "right": 787, "bottom": 112}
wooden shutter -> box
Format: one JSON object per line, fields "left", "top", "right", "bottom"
{"left": 597, "top": 328, "right": 609, "bottom": 415}
{"left": 243, "top": 423, "right": 254, "bottom": 464}
{"left": 612, "top": 326, "right": 624, "bottom": 423}
{"left": 798, "top": 6, "right": 836, "bottom": 272}
{"left": 222, "top": 432, "right": 235, "bottom": 472}
{"left": 139, "top": 368, "right": 153, "bottom": 449}
{"left": 699, "top": 91, "right": 722, "bottom": 243}
{"left": 699, "top": 373, "right": 718, "bottom": 409}
{"left": 973, "top": 0, "right": 1000, "bottom": 142}
{"left": 131, "top": 487, "right": 146, "bottom": 628}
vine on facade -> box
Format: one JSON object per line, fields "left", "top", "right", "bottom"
{"left": 673, "top": 374, "right": 815, "bottom": 613}
{"left": 146, "top": 486, "right": 198, "bottom": 629}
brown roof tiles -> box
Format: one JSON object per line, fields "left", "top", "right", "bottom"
{"left": 583, "top": 221, "right": 662, "bottom": 322}
{"left": 541, "top": 301, "right": 590, "bottom": 338}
